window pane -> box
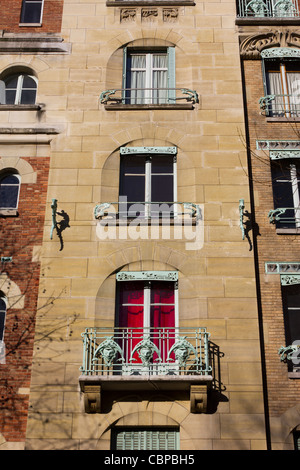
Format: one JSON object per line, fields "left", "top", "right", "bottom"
{"left": 271, "top": 161, "right": 296, "bottom": 228}
{"left": 0, "top": 299, "right": 6, "bottom": 342}
{"left": 5, "top": 76, "right": 18, "bottom": 89}
{"left": 112, "top": 427, "right": 179, "bottom": 450}
{"left": 22, "top": 75, "right": 36, "bottom": 88}
{"left": 151, "top": 155, "right": 173, "bottom": 174}
{"left": 21, "top": 1, "right": 43, "bottom": 23}
{"left": 20, "top": 89, "right": 37, "bottom": 105}
{"left": 282, "top": 284, "right": 300, "bottom": 345}
{"left": 150, "top": 281, "right": 175, "bottom": 362}
{"left": 119, "top": 156, "right": 146, "bottom": 216}
{"left": 0, "top": 174, "right": 20, "bottom": 209}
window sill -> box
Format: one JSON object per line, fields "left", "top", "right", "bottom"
{"left": 104, "top": 103, "right": 195, "bottom": 110}
{"left": 0, "top": 104, "right": 43, "bottom": 111}
{"left": 276, "top": 228, "right": 300, "bottom": 234}
{"left": 266, "top": 117, "right": 300, "bottom": 122}
{"left": 288, "top": 371, "right": 300, "bottom": 379}
{"left": 19, "top": 23, "right": 42, "bottom": 27}
{"left": 107, "top": 0, "right": 195, "bottom": 5}
{"left": 0, "top": 209, "right": 18, "bottom": 217}
{"left": 236, "top": 17, "right": 300, "bottom": 26}
{"left": 98, "top": 216, "right": 198, "bottom": 225}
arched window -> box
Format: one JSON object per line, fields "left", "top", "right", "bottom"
{"left": 3, "top": 74, "right": 37, "bottom": 105}
{"left": 0, "top": 172, "right": 21, "bottom": 210}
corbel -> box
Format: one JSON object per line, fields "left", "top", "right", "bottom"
{"left": 190, "top": 384, "right": 208, "bottom": 413}
{"left": 83, "top": 384, "right": 101, "bottom": 413}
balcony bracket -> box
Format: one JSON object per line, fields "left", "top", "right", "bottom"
{"left": 190, "top": 384, "right": 208, "bottom": 413}
{"left": 83, "top": 384, "right": 101, "bottom": 414}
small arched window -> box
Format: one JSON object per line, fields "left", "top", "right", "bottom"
{"left": 0, "top": 172, "right": 21, "bottom": 210}
{"left": 0, "top": 297, "right": 7, "bottom": 343}
{"left": 3, "top": 74, "right": 37, "bottom": 105}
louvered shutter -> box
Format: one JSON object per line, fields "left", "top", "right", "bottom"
{"left": 114, "top": 428, "right": 179, "bottom": 450}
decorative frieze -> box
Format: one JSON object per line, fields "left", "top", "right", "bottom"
{"left": 265, "top": 262, "right": 300, "bottom": 274}
{"left": 240, "top": 30, "right": 300, "bottom": 59}
{"left": 256, "top": 140, "right": 300, "bottom": 150}
{"left": 120, "top": 7, "right": 179, "bottom": 22}
{"left": 116, "top": 271, "right": 178, "bottom": 281}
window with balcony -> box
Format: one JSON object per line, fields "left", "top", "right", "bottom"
{"left": 0, "top": 172, "right": 21, "bottom": 212}
{"left": 20, "top": 0, "right": 44, "bottom": 24}
{"left": 119, "top": 151, "right": 175, "bottom": 218}
{"left": 100, "top": 47, "right": 199, "bottom": 108}
{"left": 111, "top": 427, "right": 180, "bottom": 451}
{"left": 123, "top": 49, "right": 175, "bottom": 105}
{"left": 269, "top": 159, "right": 300, "bottom": 229}
{"left": 259, "top": 49, "right": 300, "bottom": 117}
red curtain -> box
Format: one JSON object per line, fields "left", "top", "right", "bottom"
{"left": 119, "top": 281, "right": 144, "bottom": 362}
{"left": 118, "top": 280, "right": 176, "bottom": 364}
{"left": 150, "top": 281, "right": 175, "bottom": 362}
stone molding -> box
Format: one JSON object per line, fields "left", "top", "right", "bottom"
{"left": 240, "top": 29, "right": 300, "bottom": 59}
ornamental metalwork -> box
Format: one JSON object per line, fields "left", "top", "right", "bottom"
{"left": 50, "top": 198, "right": 57, "bottom": 240}
{"left": 120, "top": 146, "right": 177, "bottom": 155}
{"left": 240, "top": 31, "right": 300, "bottom": 60}
{"left": 265, "top": 262, "right": 300, "bottom": 274}
{"left": 238, "top": 0, "right": 300, "bottom": 18}
{"left": 256, "top": 140, "right": 300, "bottom": 151}
{"left": 280, "top": 274, "right": 300, "bottom": 285}
{"left": 167, "top": 336, "right": 198, "bottom": 367}
{"left": 268, "top": 207, "right": 288, "bottom": 223}
{"left": 100, "top": 88, "right": 199, "bottom": 105}
{"left": 239, "top": 199, "right": 245, "bottom": 240}
{"left": 93, "top": 336, "right": 124, "bottom": 366}
{"left": 130, "top": 337, "right": 161, "bottom": 366}
{"left": 269, "top": 150, "right": 300, "bottom": 160}
{"left": 278, "top": 343, "right": 300, "bottom": 361}
{"left": 116, "top": 271, "right": 178, "bottom": 282}
{"left": 261, "top": 47, "right": 300, "bottom": 59}
{"left": 80, "top": 327, "right": 212, "bottom": 376}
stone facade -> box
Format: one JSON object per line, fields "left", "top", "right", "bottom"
{"left": 0, "top": 0, "right": 270, "bottom": 451}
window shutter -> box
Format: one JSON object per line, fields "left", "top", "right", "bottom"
{"left": 122, "top": 47, "right": 128, "bottom": 104}
{"left": 167, "top": 47, "right": 176, "bottom": 104}
{"left": 114, "top": 428, "right": 179, "bottom": 450}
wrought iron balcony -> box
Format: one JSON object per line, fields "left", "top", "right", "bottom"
{"left": 100, "top": 88, "right": 199, "bottom": 106}
{"left": 268, "top": 207, "right": 300, "bottom": 228}
{"left": 80, "top": 326, "right": 211, "bottom": 376}
{"left": 237, "top": 0, "right": 300, "bottom": 17}
{"left": 94, "top": 201, "right": 202, "bottom": 222}
{"left": 79, "top": 327, "right": 213, "bottom": 413}
{"left": 259, "top": 94, "right": 300, "bottom": 117}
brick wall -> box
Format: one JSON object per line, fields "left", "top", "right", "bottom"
{"left": 0, "top": 0, "right": 64, "bottom": 33}
{"left": 0, "top": 157, "right": 49, "bottom": 445}
{"left": 243, "top": 59, "right": 300, "bottom": 418}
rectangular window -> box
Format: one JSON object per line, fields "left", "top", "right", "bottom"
{"left": 123, "top": 48, "right": 175, "bottom": 105}
{"left": 281, "top": 283, "right": 300, "bottom": 370}
{"left": 115, "top": 275, "right": 178, "bottom": 373}
{"left": 112, "top": 427, "right": 180, "bottom": 450}
{"left": 119, "top": 153, "right": 175, "bottom": 218}
{"left": 265, "top": 60, "right": 300, "bottom": 117}
{"left": 271, "top": 159, "right": 300, "bottom": 228}
{"left": 20, "top": 0, "right": 44, "bottom": 24}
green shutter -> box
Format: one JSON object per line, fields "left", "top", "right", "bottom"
{"left": 114, "top": 428, "right": 179, "bottom": 450}
{"left": 168, "top": 47, "right": 176, "bottom": 104}
{"left": 122, "top": 46, "right": 128, "bottom": 103}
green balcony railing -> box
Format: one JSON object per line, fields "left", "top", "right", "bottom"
{"left": 80, "top": 327, "right": 212, "bottom": 377}
{"left": 94, "top": 201, "right": 202, "bottom": 221}
{"left": 268, "top": 207, "right": 300, "bottom": 228}
{"left": 237, "top": 0, "right": 300, "bottom": 17}
{"left": 100, "top": 88, "right": 199, "bottom": 105}
{"left": 259, "top": 94, "right": 300, "bottom": 117}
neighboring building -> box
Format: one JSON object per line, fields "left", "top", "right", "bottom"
{"left": 237, "top": 1, "right": 300, "bottom": 450}
{"left": 2, "top": 0, "right": 299, "bottom": 452}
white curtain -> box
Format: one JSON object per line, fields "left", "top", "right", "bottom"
{"left": 152, "top": 54, "right": 168, "bottom": 104}
{"left": 130, "top": 55, "right": 146, "bottom": 104}
{"left": 268, "top": 71, "right": 285, "bottom": 116}
{"left": 286, "top": 72, "right": 300, "bottom": 116}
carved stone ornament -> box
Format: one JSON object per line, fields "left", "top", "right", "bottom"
{"left": 190, "top": 384, "right": 208, "bottom": 413}
{"left": 120, "top": 8, "right": 136, "bottom": 22}
{"left": 163, "top": 8, "right": 179, "bottom": 22}
{"left": 83, "top": 384, "right": 101, "bottom": 413}
{"left": 240, "top": 30, "right": 300, "bottom": 59}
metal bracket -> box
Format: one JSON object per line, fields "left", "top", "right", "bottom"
{"left": 50, "top": 198, "right": 58, "bottom": 240}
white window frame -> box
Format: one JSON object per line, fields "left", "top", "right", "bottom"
{"left": 4, "top": 74, "right": 37, "bottom": 106}
{"left": 272, "top": 161, "right": 300, "bottom": 228}
{"left": 0, "top": 173, "right": 21, "bottom": 210}
{"left": 20, "top": 0, "right": 44, "bottom": 24}
{"left": 119, "top": 146, "right": 177, "bottom": 218}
